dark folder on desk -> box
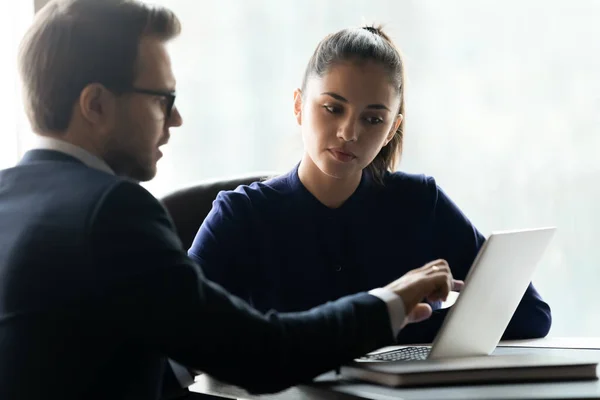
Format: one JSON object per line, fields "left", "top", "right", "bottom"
{"left": 340, "top": 354, "right": 598, "bottom": 387}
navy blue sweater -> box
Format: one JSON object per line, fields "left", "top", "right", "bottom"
{"left": 189, "top": 166, "right": 551, "bottom": 343}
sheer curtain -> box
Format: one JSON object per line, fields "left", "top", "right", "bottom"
{"left": 0, "top": 1, "right": 33, "bottom": 170}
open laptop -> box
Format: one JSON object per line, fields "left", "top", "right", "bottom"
{"left": 357, "top": 226, "right": 556, "bottom": 363}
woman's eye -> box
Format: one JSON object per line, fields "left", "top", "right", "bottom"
{"left": 323, "top": 105, "right": 341, "bottom": 114}
{"left": 365, "top": 116, "right": 384, "bottom": 125}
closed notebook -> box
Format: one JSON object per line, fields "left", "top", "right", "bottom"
{"left": 340, "top": 354, "right": 598, "bottom": 387}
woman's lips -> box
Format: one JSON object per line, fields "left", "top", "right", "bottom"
{"left": 328, "top": 148, "right": 356, "bottom": 163}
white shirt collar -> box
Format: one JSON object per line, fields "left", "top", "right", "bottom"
{"left": 33, "top": 137, "right": 115, "bottom": 176}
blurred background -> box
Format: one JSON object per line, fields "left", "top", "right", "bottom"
{"left": 3, "top": 0, "right": 599, "bottom": 336}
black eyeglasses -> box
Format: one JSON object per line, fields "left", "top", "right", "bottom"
{"left": 126, "top": 87, "right": 177, "bottom": 118}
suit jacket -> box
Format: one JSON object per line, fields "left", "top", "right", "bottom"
{"left": 0, "top": 150, "right": 394, "bottom": 400}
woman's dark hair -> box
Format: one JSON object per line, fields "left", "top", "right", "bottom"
{"left": 301, "top": 25, "right": 406, "bottom": 183}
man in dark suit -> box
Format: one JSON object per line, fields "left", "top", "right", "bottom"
{"left": 0, "top": 1, "right": 461, "bottom": 399}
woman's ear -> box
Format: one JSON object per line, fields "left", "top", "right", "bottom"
{"left": 385, "top": 113, "right": 403, "bottom": 145}
{"left": 293, "top": 88, "right": 303, "bottom": 125}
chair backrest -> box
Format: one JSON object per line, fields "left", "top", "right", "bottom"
{"left": 160, "top": 174, "right": 273, "bottom": 250}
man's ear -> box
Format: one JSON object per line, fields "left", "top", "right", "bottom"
{"left": 385, "top": 113, "right": 403, "bottom": 145}
{"left": 78, "top": 83, "right": 114, "bottom": 128}
{"left": 293, "top": 88, "right": 303, "bottom": 125}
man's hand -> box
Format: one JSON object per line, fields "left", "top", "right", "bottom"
{"left": 384, "top": 259, "right": 463, "bottom": 326}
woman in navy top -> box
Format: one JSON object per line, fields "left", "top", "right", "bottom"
{"left": 189, "top": 25, "right": 551, "bottom": 343}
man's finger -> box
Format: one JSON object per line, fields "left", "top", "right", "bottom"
{"left": 420, "top": 259, "right": 448, "bottom": 272}
{"left": 406, "top": 303, "right": 433, "bottom": 324}
{"left": 452, "top": 279, "right": 464, "bottom": 292}
{"left": 424, "top": 273, "right": 452, "bottom": 301}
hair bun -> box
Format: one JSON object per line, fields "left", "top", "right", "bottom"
{"left": 362, "top": 26, "right": 380, "bottom": 35}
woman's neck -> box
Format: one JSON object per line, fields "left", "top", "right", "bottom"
{"left": 298, "top": 154, "right": 362, "bottom": 209}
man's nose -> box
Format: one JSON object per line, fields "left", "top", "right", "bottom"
{"left": 168, "top": 106, "right": 183, "bottom": 127}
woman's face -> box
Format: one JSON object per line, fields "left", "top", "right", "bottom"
{"left": 295, "top": 60, "right": 403, "bottom": 181}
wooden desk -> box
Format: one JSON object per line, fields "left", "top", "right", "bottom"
{"left": 190, "top": 338, "right": 600, "bottom": 400}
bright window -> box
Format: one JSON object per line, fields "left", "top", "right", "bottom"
{"left": 114, "top": 1, "right": 600, "bottom": 336}
{"left": 0, "top": 1, "right": 33, "bottom": 169}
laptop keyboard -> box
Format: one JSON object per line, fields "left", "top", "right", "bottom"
{"left": 358, "top": 346, "right": 431, "bottom": 362}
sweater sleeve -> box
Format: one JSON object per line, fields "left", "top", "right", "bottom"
{"left": 397, "top": 177, "right": 551, "bottom": 343}
{"left": 188, "top": 189, "right": 254, "bottom": 302}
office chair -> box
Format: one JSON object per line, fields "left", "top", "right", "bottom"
{"left": 160, "top": 174, "right": 273, "bottom": 250}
